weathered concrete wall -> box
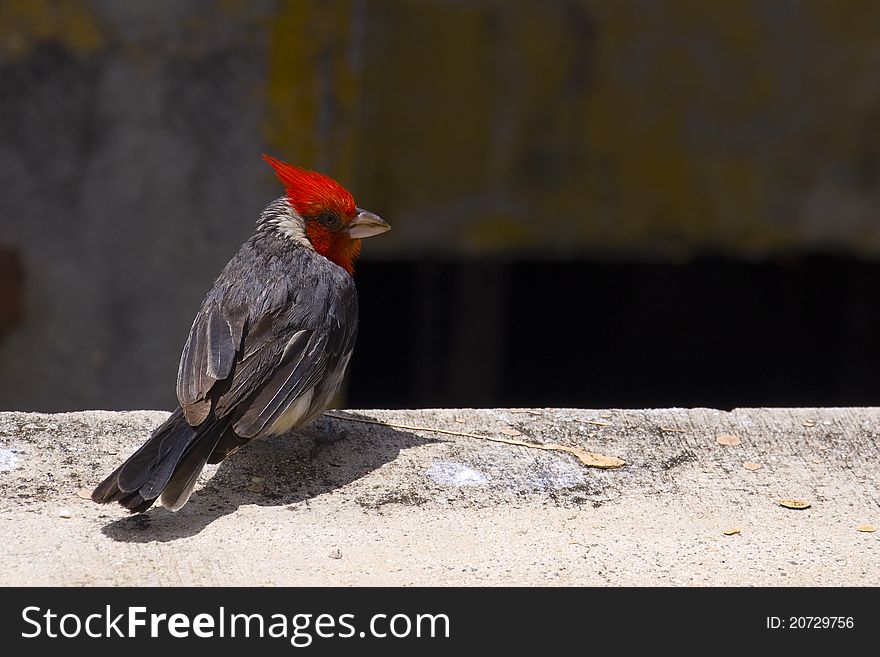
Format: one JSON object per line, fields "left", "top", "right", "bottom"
{"left": 1, "top": 407, "right": 877, "bottom": 585}
{"left": 0, "top": 0, "right": 275, "bottom": 411}
{"left": 3, "top": 1, "right": 880, "bottom": 411}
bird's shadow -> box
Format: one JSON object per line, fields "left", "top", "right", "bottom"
{"left": 100, "top": 413, "right": 436, "bottom": 543}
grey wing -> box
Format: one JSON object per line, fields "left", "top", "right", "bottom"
{"left": 227, "top": 276, "right": 358, "bottom": 438}
{"left": 175, "top": 263, "right": 358, "bottom": 438}
{"left": 177, "top": 301, "right": 248, "bottom": 425}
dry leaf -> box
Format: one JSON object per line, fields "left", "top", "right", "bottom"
{"left": 722, "top": 528, "right": 741, "bottom": 535}
{"left": 543, "top": 444, "right": 624, "bottom": 469}
{"left": 500, "top": 428, "right": 522, "bottom": 437}
{"left": 802, "top": 419, "right": 816, "bottom": 428}
{"left": 75, "top": 488, "right": 93, "bottom": 500}
{"left": 856, "top": 524, "right": 876, "bottom": 533}
{"left": 716, "top": 434, "right": 742, "bottom": 446}
{"left": 742, "top": 461, "right": 762, "bottom": 471}
{"left": 600, "top": 412, "right": 612, "bottom": 419}
{"left": 454, "top": 417, "right": 466, "bottom": 424}
{"left": 778, "top": 499, "right": 811, "bottom": 510}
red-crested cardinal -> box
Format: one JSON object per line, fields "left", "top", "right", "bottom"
{"left": 92, "top": 154, "right": 390, "bottom": 512}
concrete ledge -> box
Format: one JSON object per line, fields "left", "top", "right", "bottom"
{"left": 1, "top": 408, "right": 878, "bottom": 586}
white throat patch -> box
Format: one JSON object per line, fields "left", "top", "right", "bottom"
{"left": 260, "top": 198, "right": 314, "bottom": 250}
{"left": 272, "top": 217, "right": 313, "bottom": 249}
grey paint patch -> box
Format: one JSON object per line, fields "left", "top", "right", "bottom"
{"left": 0, "top": 449, "right": 17, "bottom": 471}
{"left": 524, "top": 460, "right": 587, "bottom": 491}
{"left": 426, "top": 462, "right": 489, "bottom": 487}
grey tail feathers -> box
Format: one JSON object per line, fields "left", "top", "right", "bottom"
{"left": 91, "top": 408, "right": 224, "bottom": 513}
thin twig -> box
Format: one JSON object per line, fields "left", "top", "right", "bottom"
{"left": 323, "top": 412, "right": 625, "bottom": 469}
{"left": 324, "top": 412, "right": 512, "bottom": 442}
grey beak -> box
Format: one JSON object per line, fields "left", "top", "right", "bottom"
{"left": 348, "top": 208, "right": 391, "bottom": 239}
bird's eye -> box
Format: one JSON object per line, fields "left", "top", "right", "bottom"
{"left": 317, "top": 212, "right": 341, "bottom": 229}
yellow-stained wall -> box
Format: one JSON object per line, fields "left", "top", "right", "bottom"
{"left": 261, "top": 0, "right": 880, "bottom": 259}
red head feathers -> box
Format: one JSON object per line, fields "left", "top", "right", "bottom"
{"left": 262, "top": 154, "right": 356, "bottom": 219}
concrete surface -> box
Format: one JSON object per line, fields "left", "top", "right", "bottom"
{"left": 0, "top": 407, "right": 878, "bottom": 586}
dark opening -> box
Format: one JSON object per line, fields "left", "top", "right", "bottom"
{"left": 0, "top": 246, "right": 23, "bottom": 340}
{"left": 348, "top": 256, "right": 880, "bottom": 409}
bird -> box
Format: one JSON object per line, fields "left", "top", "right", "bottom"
{"left": 92, "top": 154, "right": 390, "bottom": 513}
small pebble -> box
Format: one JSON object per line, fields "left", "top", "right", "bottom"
{"left": 58, "top": 509, "right": 73, "bottom": 519}
{"left": 329, "top": 548, "right": 342, "bottom": 559}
